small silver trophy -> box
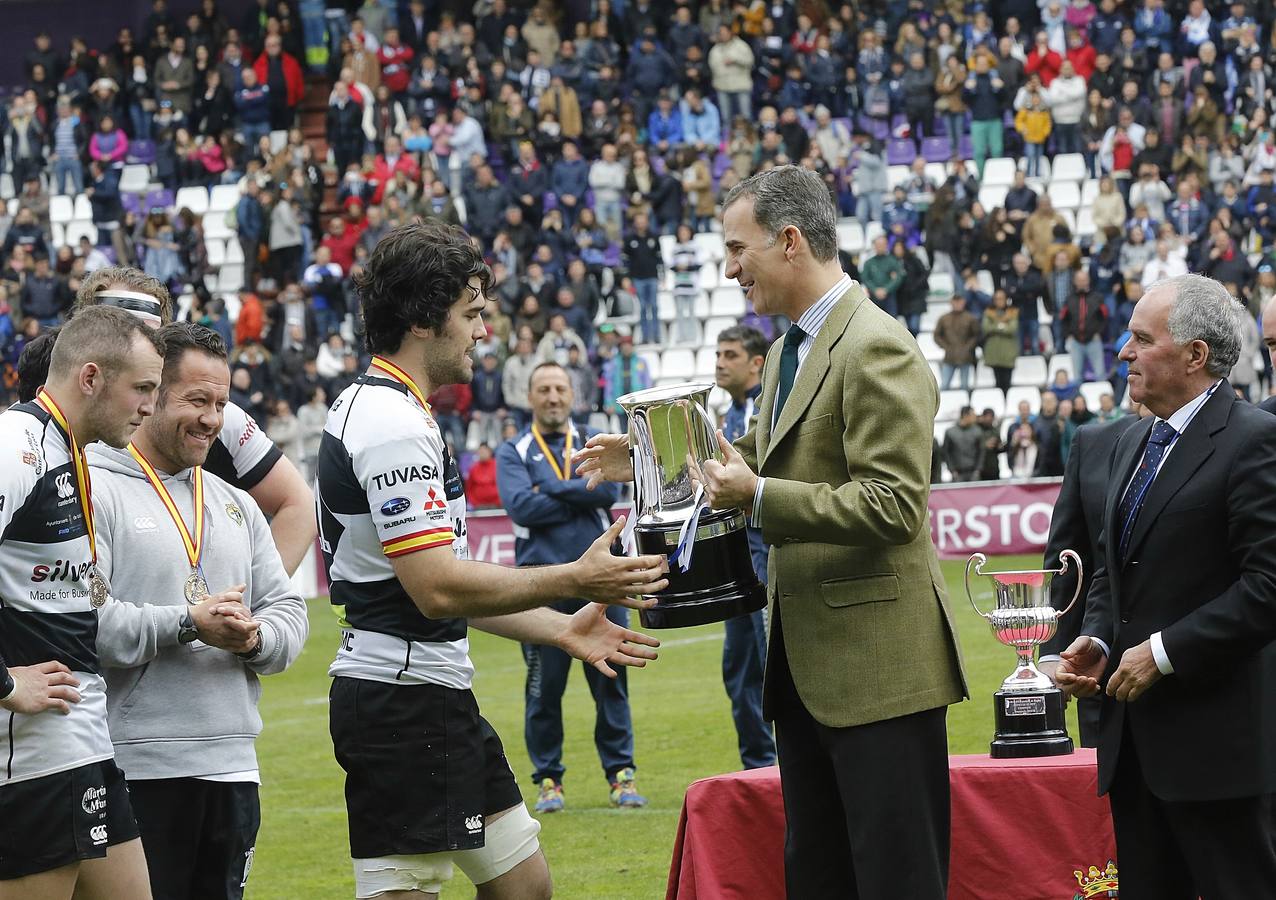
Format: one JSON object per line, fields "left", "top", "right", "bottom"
{"left": 617, "top": 382, "right": 765, "bottom": 628}
{"left": 964, "top": 550, "right": 1083, "bottom": 758}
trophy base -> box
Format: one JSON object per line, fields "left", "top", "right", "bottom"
{"left": 633, "top": 514, "right": 767, "bottom": 629}
{"left": 989, "top": 688, "right": 1075, "bottom": 759}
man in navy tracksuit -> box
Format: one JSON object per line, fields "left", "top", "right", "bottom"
{"left": 715, "top": 325, "right": 777, "bottom": 769}
{"left": 495, "top": 362, "right": 647, "bottom": 812}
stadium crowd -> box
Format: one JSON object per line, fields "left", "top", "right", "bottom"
{"left": 1, "top": 0, "right": 1275, "bottom": 491}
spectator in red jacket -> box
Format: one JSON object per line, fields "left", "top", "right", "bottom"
{"left": 370, "top": 134, "right": 420, "bottom": 204}
{"left": 1025, "top": 30, "right": 1063, "bottom": 85}
{"left": 235, "top": 289, "right": 264, "bottom": 346}
{"left": 464, "top": 443, "right": 502, "bottom": 508}
{"left": 1065, "top": 29, "right": 1097, "bottom": 81}
{"left": 252, "top": 34, "right": 304, "bottom": 130}
{"left": 429, "top": 382, "right": 472, "bottom": 451}
{"left": 377, "top": 27, "right": 415, "bottom": 99}
{"left": 320, "top": 216, "right": 359, "bottom": 272}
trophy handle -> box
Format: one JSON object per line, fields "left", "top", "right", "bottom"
{"left": 1054, "top": 549, "right": 1085, "bottom": 618}
{"left": 964, "top": 553, "right": 991, "bottom": 619}
{"left": 691, "top": 400, "right": 723, "bottom": 462}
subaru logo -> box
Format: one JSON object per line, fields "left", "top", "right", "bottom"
{"left": 56, "top": 472, "right": 75, "bottom": 500}
{"left": 380, "top": 497, "right": 411, "bottom": 516}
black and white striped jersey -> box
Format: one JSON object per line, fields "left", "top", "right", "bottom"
{"left": 205, "top": 401, "right": 284, "bottom": 492}
{"left": 316, "top": 375, "right": 473, "bottom": 688}
{"left": 0, "top": 401, "right": 113, "bottom": 784}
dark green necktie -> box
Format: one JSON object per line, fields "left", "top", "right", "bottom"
{"left": 774, "top": 324, "right": 806, "bottom": 421}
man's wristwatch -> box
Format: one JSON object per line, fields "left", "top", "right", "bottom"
{"left": 178, "top": 611, "right": 200, "bottom": 645}
{"left": 236, "top": 632, "right": 264, "bottom": 661}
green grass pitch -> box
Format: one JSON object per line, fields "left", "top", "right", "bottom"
{"left": 247, "top": 555, "right": 1076, "bottom": 898}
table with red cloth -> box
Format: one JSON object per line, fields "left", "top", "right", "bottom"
{"left": 667, "top": 749, "right": 1118, "bottom": 900}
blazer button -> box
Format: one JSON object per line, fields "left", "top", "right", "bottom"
{"left": 1120, "top": 616, "right": 1130, "bottom": 624}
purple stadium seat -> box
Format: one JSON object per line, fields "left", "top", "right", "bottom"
{"left": 121, "top": 192, "right": 143, "bottom": 216}
{"left": 712, "top": 152, "right": 731, "bottom": 180}
{"left": 542, "top": 192, "right": 557, "bottom": 212}
{"left": 922, "top": 136, "right": 952, "bottom": 163}
{"left": 603, "top": 243, "right": 621, "bottom": 268}
{"left": 891, "top": 113, "right": 908, "bottom": 130}
{"left": 651, "top": 154, "right": 667, "bottom": 176}
{"left": 127, "top": 140, "right": 156, "bottom": 166}
{"left": 887, "top": 138, "right": 916, "bottom": 166}
{"left": 146, "top": 189, "right": 173, "bottom": 211}
{"left": 958, "top": 133, "right": 973, "bottom": 160}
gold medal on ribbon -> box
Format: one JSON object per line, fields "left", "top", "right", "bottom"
{"left": 183, "top": 572, "right": 210, "bottom": 604}
{"left": 88, "top": 566, "right": 108, "bottom": 609}
{"left": 531, "top": 423, "right": 573, "bottom": 481}
{"left": 128, "top": 444, "right": 208, "bottom": 605}
{"left": 36, "top": 389, "right": 104, "bottom": 608}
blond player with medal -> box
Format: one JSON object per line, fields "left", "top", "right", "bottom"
{"left": 90, "top": 322, "right": 308, "bottom": 900}
{"left": 0, "top": 307, "right": 164, "bottom": 900}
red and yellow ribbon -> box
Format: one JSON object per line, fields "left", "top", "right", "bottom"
{"left": 370, "top": 355, "right": 432, "bottom": 414}
{"left": 36, "top": 388, "right": 97, "bottom": 566}
{"left": 127, "top": 443, "right": 204, "bottom": 571}
{"left": 531, "top": 423, "right": 573, "bottom": 481}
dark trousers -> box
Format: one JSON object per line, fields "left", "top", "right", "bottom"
{"left": 128, "top": 778, "right": 260, "bottom": 900}
{"left": 1077, "top": 695, "right": 1101, "bottom": 748}
{"left": 770, "top": 611, "right": 950, "bottom": 899}
{"left": 1108, "top": 726, "right": 1276, "bottom": 900}
{"left": 238, "top": 238, "right": 259, "bottom": 291}
{"left": 523, "top": 600, "right": 635, "bottom": 784}
{"left": 722, "top": 608, "right": 775, "bottom": 769}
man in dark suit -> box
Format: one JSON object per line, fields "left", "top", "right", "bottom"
{"left": 1039, "top": 410, "right": 1141, "bottom": 747}
{"left": 1056, "top": 274, "right": 1276, "bottom": 898}
{"left": 577, "top": 166, "right": 967, "bottom": 898}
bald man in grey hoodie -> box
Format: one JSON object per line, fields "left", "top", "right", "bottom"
{"left": 91, "top": 323, "right": 308, "bottom": 900}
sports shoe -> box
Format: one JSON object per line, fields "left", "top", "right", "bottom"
{"left": 534, "top": 778, "right": 564, "bottom": 813}
{"left": 609, "top": 768, "right": 647, "bottom": 808}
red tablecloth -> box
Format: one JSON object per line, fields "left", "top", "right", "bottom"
{"left": 667, "top": 749, "right": 1117, "bottom": 900}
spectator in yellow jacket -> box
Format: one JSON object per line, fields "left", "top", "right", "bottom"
{"left": 1015, "top": 90, "right": 1053, "bottom": 178}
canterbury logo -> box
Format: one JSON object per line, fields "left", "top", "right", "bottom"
{"left": 56, "top": 472, "right": 74, "bottom": 500}
{"left": 134, "top": 516, "right": 157, "bottom": 531}
{"left": 464, "top": 815, "right": 483, "bottom": 833}
{"left": 89, "top": 825, "right": 108, "bottom": 845}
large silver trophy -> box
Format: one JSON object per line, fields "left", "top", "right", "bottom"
{"left": 617, "top": 383, "right": 766, "bottom": 628}
{"left": 965, "top": 551, "right": 1083, "bottom": 758}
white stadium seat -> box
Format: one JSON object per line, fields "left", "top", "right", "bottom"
{"left": 937, "top": 389, "right": 969, "bottom": 421}
{"left": 1050, "top": 153, "right": 1087, "bottom": 183}
{"left": 928, "top": 272, "right": 955, "bottom": 298}
{"left": 1048, "top": 181, "right": 1081, "bottom": 212}
{"left": 695, "top": 347, "right": 717, "bottom": 377}
{"left": 1012, "top": 355, "right": 1048, "bottom": 386}
{"left": 1005, "top": 385, "right": 1043, "bottom": 414}
{"left": 203, "top": 213, "right": 234, "bottom": 241}
{"left": 1079, "top": 380, "right": 1113, "bottom": 410}
{"left": 205, "top": 239, "right": 226, "bottom": 267}
{"left": 218, "top": 263, "right": 244, "bottom": 291}
{"left": 694, "top": 232, "right": 725, "bottom": 263}
{"left": 120, "top": 165, "right": 150, "bottom": 194}
{"left": 887, "top": 165, "right": 911, "bottom": 191}
{"left": 638, "top": 350, "right": 661, "bottom": 379}
{"left": 661, "top": 348, "right": 695, "bottom": 380}
{"left": 208, "top": 184, "right": 240, "bottom": 213}
{"left": 978, "top": 185, "right": 1007, "bottom": 211}
{"left": 73, "top": 194, "right": 93, "bottom": 220}
{"left": 1080, "top": 178, "right": 1100, "bottom": 207}
{"left": 1075, "top": 207, "right": 1096, "bottom": 237}
{"left": 915, "top": 332, "right": 943, "bottom": 362}
{"left": 702, "top": 316, "right": 737, "bottom": 346}
{"left": 981, "top": 158, "right": 1017, "bottom": 187}
{"left": 174, "top": 186, "right": 209, "bottom": 215}
{"left": 710, "top": 286, "right": 745, "bottom": 318}
{"left": 65, "top": 221, "right": 97, "bottom": 246}
{"left": 970, "top": 387, "right": 1006, "bottom": 418}
{"left": 50, "top": 195, "right": 73, "bottom": 224}
{"left": 837, "top": 221, "right": 864, "bottom": 254}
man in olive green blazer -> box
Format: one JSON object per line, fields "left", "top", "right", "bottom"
{"left": 704, "top": 167, "right": 968, "bottom": 899}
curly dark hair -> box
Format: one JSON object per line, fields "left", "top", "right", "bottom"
{"left": 354, "top": 221, "right": 491, "bottom": 355}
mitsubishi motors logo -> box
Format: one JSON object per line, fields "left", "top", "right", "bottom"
{"left": 424, "top": 488, "right": 446, "bottom": 511}
{"left": 56, "top": 472, "right": 74, "bottom": 500}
